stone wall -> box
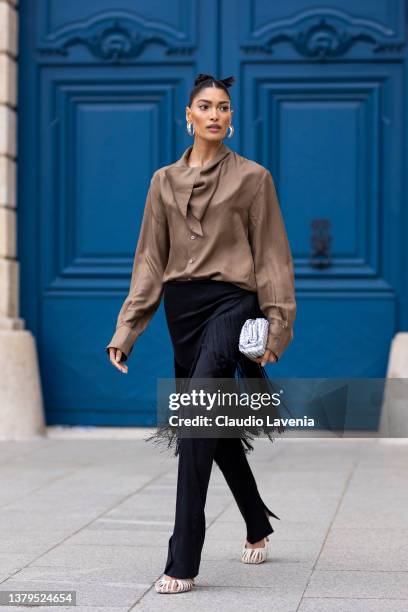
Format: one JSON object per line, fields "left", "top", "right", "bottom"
{"left": 0, "top": 0, "right": 19, "bottom": 329}
{"left": 0, "top": 0, "right": 46, "bottom": 439}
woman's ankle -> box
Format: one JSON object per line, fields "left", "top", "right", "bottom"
{"left": 164, "top": 573, "right": 193, "bottom": 580}
{"left": 245, "top": 537, "right": 267, "bottom": 549}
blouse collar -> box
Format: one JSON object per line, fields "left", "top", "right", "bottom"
{"left": 175, "top": 141, "right": 232, "bottom": 172}
{"left": 165, "top": 142, "right": 233, "bottom": 236}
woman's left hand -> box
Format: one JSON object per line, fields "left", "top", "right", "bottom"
{"left": 260, "top": 349, "right": 278, "bottom": 366}
{"left": 250, "top": 349, "right": 278, "bottom": 367}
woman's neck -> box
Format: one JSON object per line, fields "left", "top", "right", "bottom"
{"left": 187, "top": 141, "right": 223, "bottom": 168}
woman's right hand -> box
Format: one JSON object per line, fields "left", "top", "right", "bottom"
{"left": 108, "top": 347, "right": 128, "bottom": 374}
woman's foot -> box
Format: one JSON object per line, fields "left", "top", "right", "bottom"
{"left": 155, "top": 574, "right": 195, "bottom": 594}
{"left": 241, "top": 507, "right": 274, "bottom": 564}
{"left": 241, "top": 536, "right": 269, "bottom": 564}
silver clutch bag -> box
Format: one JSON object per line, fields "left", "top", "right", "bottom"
{"left": 239, "top": 317, "right": 269, "bottom": 359}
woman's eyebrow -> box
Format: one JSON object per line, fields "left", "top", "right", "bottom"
{"left": 196, "top": 98, "right": 230, "bottom": 104}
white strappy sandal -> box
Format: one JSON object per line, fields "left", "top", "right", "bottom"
{"left": 241, "top": 536, "right": 269, "bottom": 564}
{"left": 155, "top": 574, "right": 195, "bottom": 594}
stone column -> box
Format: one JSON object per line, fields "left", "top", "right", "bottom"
{"left": 0, "top": 0, "right": 45, "bottom": 439}
{"left": 378, "top": 333, "right": 408, "bottom": 437}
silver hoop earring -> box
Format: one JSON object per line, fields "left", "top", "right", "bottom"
{"left": 186, "top": 121, "right": 194, "bottom": 136}
{"left": 227, "top": 124, "right": 234, "bottom": 139}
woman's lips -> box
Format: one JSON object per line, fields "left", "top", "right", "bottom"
{"left": 207, "top": 126, "right": 221, "bottom": 131}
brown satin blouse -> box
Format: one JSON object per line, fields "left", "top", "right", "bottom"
{"left": 105, "top": 142, "right": 296, "bottom": 362}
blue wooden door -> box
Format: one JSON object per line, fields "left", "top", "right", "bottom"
{"left": 18, "top": 1, "right": 408, "bottom": 426}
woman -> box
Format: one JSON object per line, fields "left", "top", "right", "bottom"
{"left": 105, "top": 73, "right": 296, "bottom": 594}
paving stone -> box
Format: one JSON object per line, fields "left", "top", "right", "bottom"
{"left": 304, "top": 569, "right": 408, "bottom": 599}
{"left": 316, "top": 527, "right": 408, "bottom": 571}
{"left": 0, "top": 577, "right": 147, "bottom": 608}
{"left": 139, "top": 586, "right": 301, "bottom": 611}
{"left": 298, "top": 598, "right": 408, "bottom": 612}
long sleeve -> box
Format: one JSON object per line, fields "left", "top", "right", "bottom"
{"left": 105, "top": 172, "right": 169, "bottom": 362}
{"left": 248, "top": 169, "right": 296, "bottom": 361}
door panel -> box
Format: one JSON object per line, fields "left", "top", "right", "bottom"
{"left": 222, "top": 0, "right": 406, "bottom": 377}
{"left": 19, "top": 0, "right": 219, "bottom": 424}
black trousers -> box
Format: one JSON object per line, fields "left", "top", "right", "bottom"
{"left": 163, "top": 435, "right": 278, "bottom": 578}
{"left": 161, "top": 279, "right": 282, "bottom": 578}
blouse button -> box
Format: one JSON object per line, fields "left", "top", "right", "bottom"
{"left": 189, "top": 257, "right": 195, "bottom": 264}
{"left": 190, "top": 235, "right": 196, "bottom": 240}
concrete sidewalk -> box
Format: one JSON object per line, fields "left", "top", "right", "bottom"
{"left": 0, "top": 434, "right": 407, "bottom": 611}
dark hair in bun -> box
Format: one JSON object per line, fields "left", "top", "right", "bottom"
{"left": 188, "top": 73, "right": 235, "bottom": 107}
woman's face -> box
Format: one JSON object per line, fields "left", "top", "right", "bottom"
{"left": 186, "top": 86, "right": 233, "bottom": 142}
